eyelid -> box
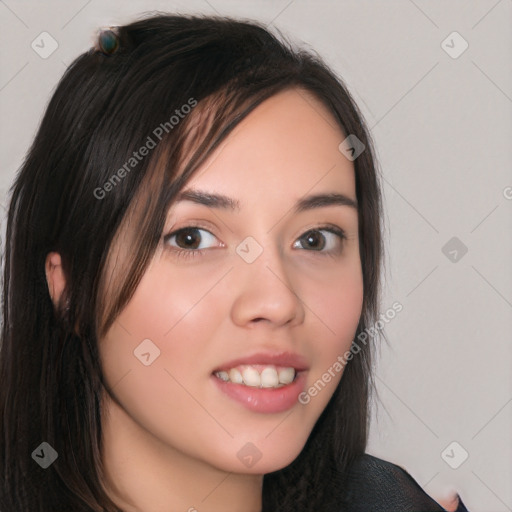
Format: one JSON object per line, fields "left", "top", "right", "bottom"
{"left": 298, "top": 222, "right": 346, "bottom": 238}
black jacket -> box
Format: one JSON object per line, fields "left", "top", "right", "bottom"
{"left": 335, "top": 454, "right": 469, "bottom": 511}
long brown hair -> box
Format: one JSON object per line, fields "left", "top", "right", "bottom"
{"left": 0, "top": 13, "right": 383, "bottom": 511}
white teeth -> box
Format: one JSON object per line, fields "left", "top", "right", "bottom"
{"left": 242, "top": 367, "right": 261, "bottom": 387}
{"left": 278, "top": 367, "right": 295, "bottom": 385}
{"left": 260, "top": 367, "right": 279, "bottom": 388}
{"left": 216, "top": 371, "right": 229, "bottom": 382}
{"left": 228, "top": 368, "right": 243, "bottom": 384}
{"left": 215, "top": 365, "right": 297, "bottom": 388}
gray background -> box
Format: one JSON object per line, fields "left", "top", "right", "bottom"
{"left": 1, "top": 1, "right": 511, "bottom": 511}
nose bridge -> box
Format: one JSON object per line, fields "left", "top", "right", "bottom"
{"left": 230, "top": 232, "right": 305, "bottom": 327}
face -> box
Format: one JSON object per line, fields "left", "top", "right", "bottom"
{"left": 99, "top": 88, "right": 363, "bottom": 474}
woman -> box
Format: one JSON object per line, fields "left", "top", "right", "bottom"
{"left": 0, "top": 13, "right": 468, "bottom": 512}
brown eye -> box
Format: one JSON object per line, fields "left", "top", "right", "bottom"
{"left": 293, "top": 227, "right": 346, "bottom": 254}
{"left": 174, "top": 228, "right": 201, "bottom": 249}
{"left": 299, "top": 230, "right": 326, "bottom": 251}
{"left": 164, "top": 227, "right": 218, "bottom": 251}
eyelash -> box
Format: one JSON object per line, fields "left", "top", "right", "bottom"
{"left": 162, "top": 224, "right": 347, "bottom": 261}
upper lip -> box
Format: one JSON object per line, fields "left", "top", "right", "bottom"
{"left": 213, "top": 351, "right": 309, "bottom": 372}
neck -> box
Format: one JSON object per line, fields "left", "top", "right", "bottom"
{"left": 100, "top": 393, "right": 263, "bottom": 512}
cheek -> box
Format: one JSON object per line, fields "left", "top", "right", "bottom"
{"left": 118, "top": 258, "right": 224, "bottom": 338}
{"left": 299, "top": 259, "right": 364, "bottom": 401}
{"left": 100, "top": 260, "right": 224, "bottom": 383}
{"left": 317, "top": 273, "right": 363, "bottom": 338}
{"left": 305, "top": 258, "right": 364, "bottom": 345}
{"left": 98, "top": 258, "right": 227, "bottom": 417}
{"left": 98, "top": 271, "right": 227, "bottom": 463}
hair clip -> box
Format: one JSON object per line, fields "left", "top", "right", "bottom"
{"left": 96, "top": 26, "right": 120, "bottom": 55}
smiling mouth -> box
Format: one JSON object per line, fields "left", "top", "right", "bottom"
{"left": 211, "top": 367, "right": 308, "bottom": 414}
{"left": 213, "top": 364, "right": 300, "bottom": 389}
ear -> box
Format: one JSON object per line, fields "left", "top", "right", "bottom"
{"left": 45, "top": 252, "right": 67, "bottom": 308}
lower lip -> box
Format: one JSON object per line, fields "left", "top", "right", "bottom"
{"left": 211, "top": 371, "right": 307, "bottom": 414}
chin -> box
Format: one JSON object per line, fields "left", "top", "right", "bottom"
{"left": 209, "top": 433, "right": 310, "bottom": 475}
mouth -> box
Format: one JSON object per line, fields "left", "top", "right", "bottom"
{"left": 213, "top": 364, "right": 299, "bottom": 389}
{"left": 211, "top": 352, "right": 309, "bottom": 413}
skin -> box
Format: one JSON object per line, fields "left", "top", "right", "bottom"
{"left": 46, "top": 88, "right": 364, "bottom": 512}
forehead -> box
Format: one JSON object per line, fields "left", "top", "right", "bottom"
{"left": 181, "top": 88, "right": 356, "bottom": 205}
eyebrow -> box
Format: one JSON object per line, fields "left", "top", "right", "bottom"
{"left": 175, "top": 189, "right": 358, "bottom": 213}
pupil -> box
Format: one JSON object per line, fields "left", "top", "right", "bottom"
{"left": 178, "top": 228, "right": 200, "bottom": 249}
{"left": 304, "top": 230, "right": 324, "bottom": 250}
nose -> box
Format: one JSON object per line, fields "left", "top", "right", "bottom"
{"left": 229, "top": 243, "right": 306, "bottom": 329}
